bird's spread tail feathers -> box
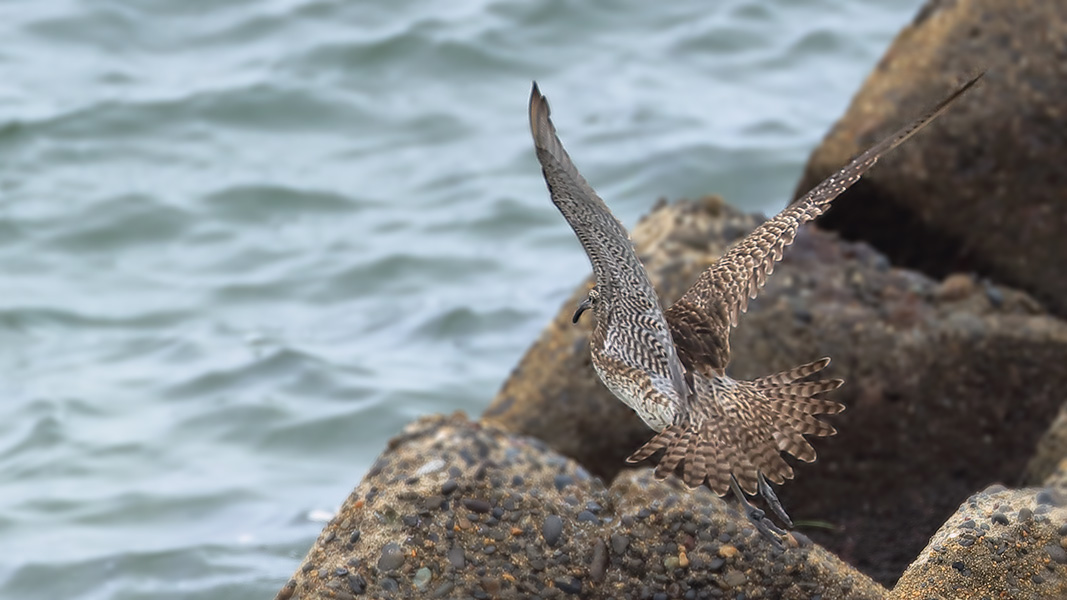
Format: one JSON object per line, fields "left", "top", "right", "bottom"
{"left": 626, "top": 358, "right": 843, "bottom": 497}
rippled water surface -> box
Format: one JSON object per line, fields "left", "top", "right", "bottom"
{"left": 0, "top": 0, "right": 923, "bottom": 597}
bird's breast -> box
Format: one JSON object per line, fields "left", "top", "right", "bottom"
{"left": 591, "top": 352, "right": 677, "bottom": 432}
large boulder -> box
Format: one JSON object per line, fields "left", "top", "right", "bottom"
{"left": 890, "top": 485, "right": 1067, "bottom": 599}
{"left": 275, "top": 413, "right": 887, "bottom": 600}
{"left": 483, "top": 197, "right": 1067, "bottom": 585}
{"left": 1025, "top": 404, "right": 1067, "bottom": 486}
{"left": 794, "top": 0, "right": 1067, "bottom": 318}
{"left": 1044, "top": 458, "right": 1067, "bottom": 497}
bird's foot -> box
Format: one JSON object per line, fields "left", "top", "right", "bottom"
{"left": 731, "top": 476, "right": 787, "bottom": 549}
{"left": 743, "top": 503, "right": 787, "bottom": 548}
{"left": 758, "top": 473, "right": 793, "bottom": 529}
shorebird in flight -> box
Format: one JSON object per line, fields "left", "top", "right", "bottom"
{"left": 528, "top": 74, "right": 981, "bottom": 541}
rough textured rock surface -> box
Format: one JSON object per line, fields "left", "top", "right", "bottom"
{"left": 275, "top": 413, "right": 887, "bottom": 600}
{"left": 890, "top": 485, "right": 1067, "bottom": 599}
{"left": 1025, "top": 404, "right": 1067, "bottom": 486}
{"left": 483, "top": 197, "right": 1067, "bottom": 585}
{"left": 1043, "top": 459, "right": 1067, "bottom": 496}
{"left": 794, "top": 0, "right": 1067, "bottom": 318}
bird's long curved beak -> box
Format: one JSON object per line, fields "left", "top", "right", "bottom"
{"left": 572, "top": 297, "right": 592, "bottom": 324}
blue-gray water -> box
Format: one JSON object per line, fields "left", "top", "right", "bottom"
{"left": 0, "top": 1, "right": 922, "bottom": 597}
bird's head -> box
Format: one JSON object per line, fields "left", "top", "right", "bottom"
{"left": 572, "top": 286, "right": 600, "bottom": 324}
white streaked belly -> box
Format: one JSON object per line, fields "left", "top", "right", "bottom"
{"left": 593, "top": 362, "right": 675, "bottom": 432}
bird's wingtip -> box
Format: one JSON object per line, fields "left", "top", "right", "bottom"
{"left": 930, "top": 69, "right": 985, "bottom": 116}
{"left": 956, "top": 69, "right": 986, "bottom": 96}
{"left": 528, "top": 81, "right": 552, "bottom": 141}
{"left": 529, "top": 82, "right": 548, "bottom": 110}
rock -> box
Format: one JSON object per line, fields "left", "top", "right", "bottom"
{"left": 412, "top": 567, "right": 432, "bottom": 590}
{"left": 793, "top": 0, "right": 1067, "bottom": 318}
{"left": 1025, "top": 404, "right": 1067, "bottom": 485}
{"left": 1043, "top": 458, "right": 1067, "bottom": 497}
{"left": 276, "top": 413, "right": 887, "bottom": 599}
{"left": 721, "top": 570, "right": 746, "bottom": 588}
{"left": 542, "top": 514, "right": 564, "bottom": 546}
{"left": 610, "top": 534, "right": 629, "bottom": 555}
{"left": 461, "top": 498, "right": 492, "bottom": 514}
{"left": 274, "top": 580, "right": 295, "bottom": 600}
{"left": 377, "top": 542, "right": 405, "bottom": 572}
{"left": 589, "top": 538, "right": 608, "bottom": 581}
{"left": 483, "top": 195, "right": 1067, "bottom": 585}
{"left": 891, "top": 485, "right": 1067, "bottom": 599}
{"left": 1047, "top": 544, "right": 1067, "bottom": 566}
{"left": 446, "top": 546, "right": 465, "bottom": 570}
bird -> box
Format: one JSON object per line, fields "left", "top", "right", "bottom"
{"left": 528, "top": 73, "right": 982, "bottom": 540}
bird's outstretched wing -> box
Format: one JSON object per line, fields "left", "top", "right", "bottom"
{"left": 665, "top": 73, "right": 983, "bottom": 373}
{"left": 530, "top": 83, "right": 688, "bottom": 403}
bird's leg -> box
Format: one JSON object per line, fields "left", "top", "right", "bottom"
{"left": 730, "top": 476, "right": 786, "bottom": 546}
{"left": 758, "top": 473, "right": 793, "bottom": 529}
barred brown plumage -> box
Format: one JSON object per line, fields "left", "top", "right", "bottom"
{"left": 528, "top": 74, "right": 982, "bottom": 540}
